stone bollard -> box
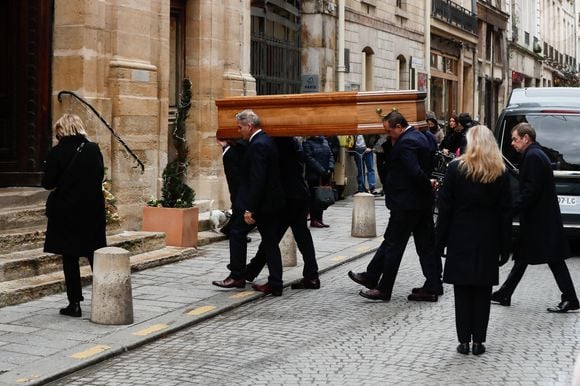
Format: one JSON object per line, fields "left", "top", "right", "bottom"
{"left": 280, "top": 228, "right": 297, "bottom": 267}
{"left": 351, "top": 192, "right": 377, "bottom": 237}
{"left": 91, "top": 247, "right": 134, "bottom": 325}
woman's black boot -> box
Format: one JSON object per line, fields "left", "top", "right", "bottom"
{"left": 60, "top": 302, "right": 82, "bottom": 317}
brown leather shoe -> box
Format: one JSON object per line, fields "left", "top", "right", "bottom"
{"left": 412, "top": 286, "right": 444, "bottom": 295}
{"left": 310, "top": 220, "right": 325, "bottom": 228}
{"left": 407, "top": 288, "right": 438, "bottom": 302}
{"left": 252, "top": 282, "right": 282, "bottom": 296}
{"left": 359, "top": 288, "right": 390, "bottom": 301}
{"left": 347, "top": 271, "right": 375, "bottom": 289}
{"left": 291, "top": 278, "right": 321, "bottom": 289}
{"left": 212, "top": 276, "right": 246, "bottom": 288}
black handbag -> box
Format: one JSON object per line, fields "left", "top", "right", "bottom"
{"left": 313, "top": 178, "right": 335, "bottom": 209}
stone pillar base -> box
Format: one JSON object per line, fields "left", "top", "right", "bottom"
{"left": 91, "top": 247, "right": 134, "bottom": 325}
{"left": 351, "top": 193, "right": 377, "bottom": 237}
{"left": 280, "top": 228, "right": 297, "bottom": 267}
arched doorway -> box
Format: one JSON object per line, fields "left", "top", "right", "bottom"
{"left": 0, "top": 0, "right": 53, "bottom": 186}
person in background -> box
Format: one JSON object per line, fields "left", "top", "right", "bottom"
{"left": 217, "top": 138, "right": 248, "bottom": 238}
{"left": 436, "top": 125, "right": 512, "bottom": 356}
{"left": 303, "top": 136, "right": 334, "bottom": 228}
{"left": 440, "top": 114, "right": 466, "bottom": 156}
{"left": 353, "top": 134, "right": 380, "bottom": 195}
{"left": 42, "top": 114, "right": 107, "bottom": 318}
{"left": 426, "top": 111, "right": 444, "bottom": 145}
{"left": 491, "top": 122, "right": 579, "bottom": 313}
{"left": 458, "top": 112, "right": 477, "bottom": 134}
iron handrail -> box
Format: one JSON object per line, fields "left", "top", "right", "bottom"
{"left": 57, "top": 90, "right": 145, "bottom": 174}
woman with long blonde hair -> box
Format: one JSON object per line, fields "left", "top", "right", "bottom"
{"left": 435, "top": 125, "right": 512, "bottom": 355}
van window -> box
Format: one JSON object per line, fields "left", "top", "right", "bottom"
{"left": 499, "top": 114, "right": 580, "bottom": 171}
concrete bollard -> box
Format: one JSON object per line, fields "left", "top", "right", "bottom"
{"left": 91, "top": 247, "right": 134, "bottom": 325}
{"left": 280, "top": 228, "right": 297, "bottom": 267}
{"left": 351, "top": 192, "right": 377, "bottom": 237}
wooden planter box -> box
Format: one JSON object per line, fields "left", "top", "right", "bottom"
{"left": 142, "top": 206, "right": 199, "bottom": 247}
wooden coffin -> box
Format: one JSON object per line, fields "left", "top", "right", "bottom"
{"left": 215, "top": 90, "right": 427, "bottom": 138}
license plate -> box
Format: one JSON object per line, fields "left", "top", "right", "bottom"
{"left": 558, "top": 195, "right": 580, "bottom": 214}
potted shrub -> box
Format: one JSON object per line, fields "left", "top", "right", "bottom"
{"left": 142, "top": 79, "right": 199, "bottom": 247}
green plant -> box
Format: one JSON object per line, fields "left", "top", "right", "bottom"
{"left": 147, "top": 78, "right": 195, "bottom": 208}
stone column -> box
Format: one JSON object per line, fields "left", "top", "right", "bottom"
{"left": 280, "top": 228, "right": 297, "bottom": 267}
{"left": 91, "top": 247, "right": 134, "bottom": 325}
{"left": 351, "top": 192, "right": 376, "bottom": 237}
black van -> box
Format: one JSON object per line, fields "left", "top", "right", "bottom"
{"left": 494, "top": 87, "right": 580, "bottom": 238}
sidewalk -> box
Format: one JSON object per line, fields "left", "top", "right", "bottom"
{"left": 0, "top": 196, "right": 388, "bottom": 385}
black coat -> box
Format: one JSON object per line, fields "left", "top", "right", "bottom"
{"left": 440, "top": 130, "right": 467, "bottom": 155}
{"left": 236, "top": 131, "right": 285, "bottom": 216}
{"left": 436, "top": 161, "right": 512, "bottom": 285}
{"left": 42, "top": 135, "right": 107, "bottom": 256}
{"left": 223, "top": 140, "right": 247, "bottom": 210}
{"left": 275, "top": 137, "right": 309, "bottom": 202}
{"left": 385, "top": 128, "right": 433, "bottom": 211}
{"left": 514, "top": 142, "right": 570, "bottom": 264}
{"left": 303, "top": 136, "right": 334, "bottom": 183}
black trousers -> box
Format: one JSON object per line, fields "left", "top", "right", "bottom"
{"left": 247, "top": 199, "right": 319, "bottom": 281}
{"left": 365, "top": 209, "right": 442, "bottom": 296}
{"left": 454, "top": 285, "right": 492, "bottom": 343}
{"left": 227, "top": 210, "right": 255, "bottom": 280}
{"left": 62, "top": 254, "right": 93, "bottom": 302}
{"left": 496, "top": 259, "right": 578, "bottom": 302}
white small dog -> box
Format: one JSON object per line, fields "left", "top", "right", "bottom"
{"left": 208, "top": 200, "right": 231, "bottom": 233}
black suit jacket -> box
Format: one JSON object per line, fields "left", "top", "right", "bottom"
{"left": 223, "top": 140, "right": 247, "bottom": 210}
{"left": 236, "top": 131, "right": 285, "bottom": 216}
{"left": 385, "top": 128, "right": 433, "bottom": 211}
{"left": 275, "top": 137, "right": 309, "bottom": 202}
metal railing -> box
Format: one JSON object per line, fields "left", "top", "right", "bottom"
{"left": 432, "top": 0, "right": 477, "bottom": 34}
{"left": 57, "top": 91, "right": 145, "bottom": 174}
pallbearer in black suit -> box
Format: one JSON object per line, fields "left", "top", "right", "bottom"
{"left": 347, "top": 111, "right": 442, "bottom": 301}
{"left": 212, "top": 110, "right": 286, "bottom": 296}
{"left": 436, "top": 125, "right": 512, "bottom": 356}
{"left": 246, "top": 137, "right": 320, "bottom": 289}
{"left": 491, "top": 123, "right": 579, "bottom": 313}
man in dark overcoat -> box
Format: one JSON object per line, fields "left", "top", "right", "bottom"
{"left": 491, "top": 122, "right": 579, "bottom": 312}
{"left": 212, "top": 109, "right": 286, "bottom": 296}
{"left": 43, "top": 113, "right": 107, "bottom": 317}
{"left": 347, "top": 111, "right": 442, "bottom": 301}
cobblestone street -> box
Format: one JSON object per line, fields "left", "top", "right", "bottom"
{"left": 50, "top": 246, "right": 580, "bottom": 385}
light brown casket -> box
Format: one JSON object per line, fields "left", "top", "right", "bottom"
{"left": 215, "top": 90, "right": 427, "bottom": 138}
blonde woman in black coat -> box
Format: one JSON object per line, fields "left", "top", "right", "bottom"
{"left": 435, "top": 125, "right": 512, "bottom": 355}
{"left": 42, "top": 114, "right": 106, "bottom": 317}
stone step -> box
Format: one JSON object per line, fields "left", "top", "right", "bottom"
{"left": 0, "top": 246, "right": 197, "bottom": 308}
{"left": 0, "top": 187, "right": 49, "bottom": 207}
{"left": 0, "top": 204, "right": 47, "bottom": 231}
{"left": 0, "top": 231, "right": 166, "bottom": 282}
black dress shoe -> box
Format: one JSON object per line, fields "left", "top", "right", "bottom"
{"left": 547, "top": 299, "right": 580, "bottom": 313}
{"left": 60, "top": 302, "right": 82, "bottom": 317}
{"left": 320, "top": 222, "right": 330, "bottom": 228}
{"left": 359, "top": 288, "right": 390, "bottom": 301}
{"left": 291, "top": 278, "right": 321, "bottom": 289}
{"left": 347, "top": 271, "right": 374, "bottom": 289}
{"left": 212, "top": 276, "right": 246, "bottom": 288}
{"left": 310, "top": 220, "right": 325, "bottom": 228}
{"left": 412, "top": 286, "right": 444, "bottom": 295}
{"left": 456, "top": 343, "right": 470, "bottom": 355}
{"left": 408, "top": 288, "right": 438, "bottom": 302}
{"left": 472, "top": 342, "right": 486, "bottom": 355}
{"left": 490, "top": 291, "right": 511, "bottom": 306}
{"left": 252, "top": 283, "right": 283, "bottom": 296}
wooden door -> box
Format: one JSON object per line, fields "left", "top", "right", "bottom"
{"left": 0, "top": 0, "right": 52, "bottom": 186}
